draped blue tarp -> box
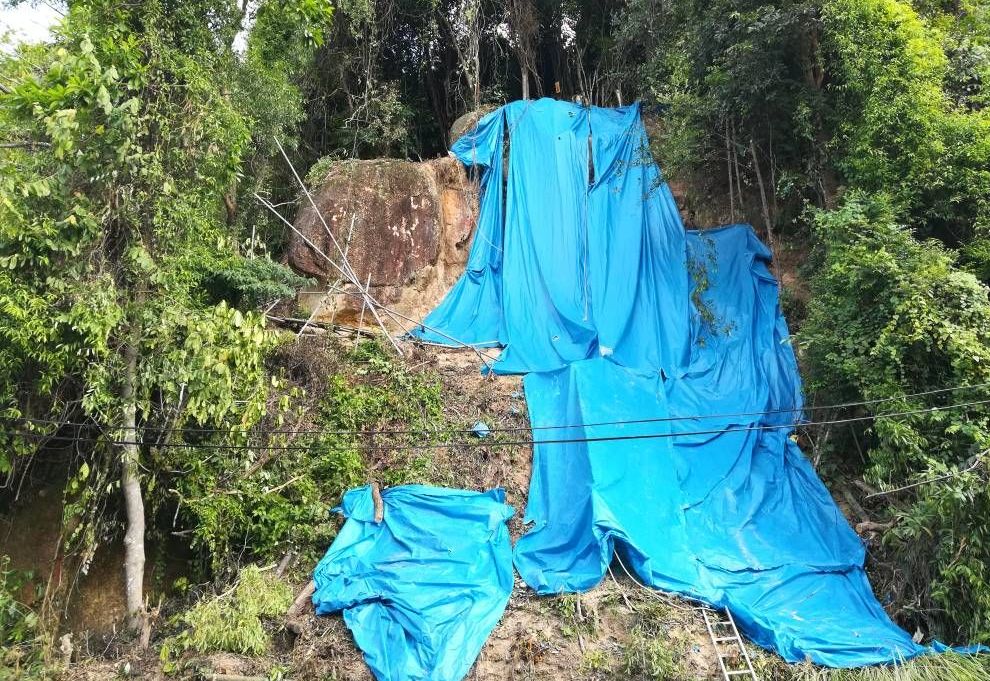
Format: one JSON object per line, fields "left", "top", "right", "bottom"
{"left": 312, "top": 485, "right": 514, "bottom": 681}
{"left": 409, "top": 98, "right": 979, "bottom": 668}
{"left": 514, "top": 226, "right": 935, "bottom": 666}
{"left": 413, "top": 99, "right": 689, "bottom": 374}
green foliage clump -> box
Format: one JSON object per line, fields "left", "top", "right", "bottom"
{"left": 580, "top": 648, "right": 612, "bottom": 675}
{"left": 0, "top": 558, "right": 46, "bottom": 679}
{"left": 161, "top": 565, "right": 293, "bottom": 663}
{"left": 801, "top": 191, "right": 990, "bottom": 641}
{"left": 323, "top": 340, "right": 446, "bottom": 487}
{"left": 171, "top": 432, "right": 365, "bottom": 575}
{"left": 204, "top": 257, "right": 313, "bottom": 310}
{"left": 823, "top": 0, "right": 990, "bottom": 240}
{"left": 171, "top": 339, "right": 446, "bottom": 573}
{"left": 620, "top": 602, "right": 683, "bottom": 681}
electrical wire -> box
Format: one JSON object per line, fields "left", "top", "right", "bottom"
{"left": 5, "top": 397, "right": 990, "bottom": 453}
{"left": 8, "top": 380, "right": 990, "bottom": 439}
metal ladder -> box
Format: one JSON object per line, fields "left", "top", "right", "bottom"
{"left": 698, "top": 606, "right": 758, "bottom": 681}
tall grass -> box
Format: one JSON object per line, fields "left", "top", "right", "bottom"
{"left": 790, "top": 654, "right": 990, "bottom": 681}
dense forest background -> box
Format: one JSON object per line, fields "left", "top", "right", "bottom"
{"left": 2, "top": 0, "right": 990, "bottom": 678}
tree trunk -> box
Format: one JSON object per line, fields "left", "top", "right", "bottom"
{"left": 522, "top": 69, "right": 530, "bottom": 100}
{"left": 120, "top": 338, "right": 146, "bottom": 639}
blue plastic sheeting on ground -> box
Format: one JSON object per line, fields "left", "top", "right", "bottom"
{"left": 513, "top": 226, "right": 950, "bottom": 667}
{"left": 411, "top": 99, "right": 689, "bottom": 375}
{"left": 312, "top": 485, "right": 515, "bottom": 681}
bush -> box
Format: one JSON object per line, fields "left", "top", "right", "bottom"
{"left": 161, "top": 565, "right": 293, "bottom": 664}
{"left": 169, "top": 339, "right": 446, "bottom": 574}
{"left": 204, "top": 257, "right": 312, "bottom": 310}
{"left": 0, "top": 557, "right": 46, "bottom": 679}
{"left": 620, "top": 602, "right": 683, "bottom": 680}
{"left": 800, "top": 190, "right": 990, "bottom": 641}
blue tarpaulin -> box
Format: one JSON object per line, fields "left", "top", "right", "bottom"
{"left": 414, "top": 99, "right": 689, "bottom": 374}
{"left": 312, "top": 485, "right": 514, "bottom": 681}
{"left": 513, "top": 226, "right": 932, "bottom": 666}
{"left": 410, "top": 98, "right": 976, "bottom": 667}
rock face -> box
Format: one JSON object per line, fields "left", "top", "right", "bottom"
{"left": 288, "top": 156, "right": 479, "bottom": 328}
{"left": 286, "top": 110, "right": 704, "bottom": 333}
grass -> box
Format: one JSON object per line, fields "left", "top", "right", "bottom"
{"left": 789, "top": 653, "right": 990, "bottom": 681}
{"left": 747, "top": 651, "right": 990, "bottom": 681}
{"left": 620, "top": 601, "right": 684, "bottom": 680}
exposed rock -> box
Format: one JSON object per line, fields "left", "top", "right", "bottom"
{"left": 450, "top": 106, "right": 496, "bottom": 144}
{"left": 288, "top": 156, "right": 478, "bottom": 329}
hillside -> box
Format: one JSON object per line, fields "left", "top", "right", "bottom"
{"left": 3, "top": 1, "right": 990, "bottom": 679}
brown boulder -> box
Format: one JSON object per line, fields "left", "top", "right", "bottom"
{"left": 449, "top": 106, "right": 496, "bottom": 143}
{"left": 288, "top": 156, "right": 478, "bottom": 328}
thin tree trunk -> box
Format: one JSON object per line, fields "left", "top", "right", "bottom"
{"left": 121, "top": 335, "right": 146, "bottom": 639}
{"left": 750, "top": 139, "right": 781, "bottom": 283}
{"left": 731, "top": 120, "right": 744, "bottom": 217}
{"left": 749, "top": 139, "right": 778, "bottom": 278}
{"left": 473, "top": 49, "right": 481, "bottom": 110}
{"left": 522, "top": 69, "right": 530, "bottom": 100}
{"left": 725, "top": 119, "right": 734, "bottom": 221}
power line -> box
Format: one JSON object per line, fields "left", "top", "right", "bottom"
{"left": 6, "top": 398, "right": 990, "bottom": 453}
{"left": 8, "top": 380, "right": 990, "bottom": 439}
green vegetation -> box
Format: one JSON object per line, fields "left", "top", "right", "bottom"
{"left": 172, "top": 339, "right": 446, "bottom": 574}
{"left": 0, "top": 558, "right": 44, "bottom": 680}
{"left": 620, "top": 602, "right": 684, "bottom": 681}
{"left": 1, "top": 0, "right": 990, "bottom": 675}
{"left": 160, "top": 565, "right": 293, "bottom": 664}
{"left": 789, "top": 653, "right": 990, "bottom": 680}
{"left": 0, "top": 0, "right": 330, "bottom": 642}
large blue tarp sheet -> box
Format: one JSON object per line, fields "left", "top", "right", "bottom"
{"left": 414, "top": 99, "right": 689, "bottom": 375}
{"left": 513, "top": 226, "right": 933, "bottom": 666}
{"left": 411, "top": 98, "right": 974, "bottom": 668}
{"left": 312, "top": 485, "right": 514, "bottom": 681}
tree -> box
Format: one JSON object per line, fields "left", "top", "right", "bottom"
{"left": 0, "top": 0, "right": 330, "bottom": 636}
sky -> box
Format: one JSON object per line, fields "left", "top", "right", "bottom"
{"left": 0, "top": 3, "right": 60, "bottom": 48}
{"left": 0, "top": 3, "right": 256, "bottom": 53}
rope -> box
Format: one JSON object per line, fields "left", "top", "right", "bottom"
{"left": 6, "top": 397, "right": 990, "bottom": 452}
{"left": 11, "top": 380, "right": 990, "bottom": 438}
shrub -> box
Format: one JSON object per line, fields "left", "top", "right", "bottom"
{"left": 801, "top": 191, "right": 990, "bottom": 641}
{"left": 0, "top": 557, "right": 46, "bottom": 679}
{"left": 161, "top": 565, "right": 293, "bottom": 663}
{"left": 620, "top": 602, "right": 683, "bottom": 680}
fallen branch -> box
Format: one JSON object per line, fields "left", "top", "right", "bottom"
{"left": 285, "top": 580, "right": 316, "bottom": 635}
{"left": 203, "top": 675, "right": 267, "bottom": 681}
{"left": 275, "top": 551, "right": 296, "bottom": 577}
{"left": 839, "top": 486, "right": 870, "bottom": 524}
{"left": 856, "top": 520, "right": 894, "bottom": 534}
{"left": 265, "top": 314, "right": 377, "bottom": 339}
{"left": 372, "top": 481, "right": 384, "bottom": 523}
{"left": 0, "top": 140, "right": 51, "bottom": 149}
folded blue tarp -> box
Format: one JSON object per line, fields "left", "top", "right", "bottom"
{"left": 312, "top": 485, "right": 515, "bottom": 681}
{"left": 412, "top": 98, "right": 978, "bottom": 667}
